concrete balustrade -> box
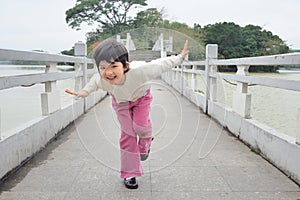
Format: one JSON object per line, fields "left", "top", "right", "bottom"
{"left": 152, "top": 33, "right": 173, "bottom": 58}
{"left": 0, "top": 42, "right": 107, "bottom": 180}
{"left": 116, "top": 33, "right": 136, "bottom": 52}
{"left": 161, "top": 44, "right": 300, "bottom": 184}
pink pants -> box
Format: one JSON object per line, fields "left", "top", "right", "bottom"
{"left": 111, "top": 90, "right": 153, "bottom": 178}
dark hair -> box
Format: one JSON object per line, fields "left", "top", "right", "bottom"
{"left": 93, "top": 39, "right": 129, "bottom": 73}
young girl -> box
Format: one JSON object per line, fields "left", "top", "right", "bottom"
{"left": 66, "top": 39, "right": 189, "bottom": 189}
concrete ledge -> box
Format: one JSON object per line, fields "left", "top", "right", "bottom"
{"left": 0, "top": 91, "right": 107, "bottom": 181}
{"left": 239, "top": 119, "right": 300, "bottom": 184}
{"left": 207, "top": 100, "right": 300, "bottom": 185}
{"left": 0, "top": 99, "right": 84, "bottom": 180}
{"left": 162, "top": 75, "right": 300, "bottom": 185}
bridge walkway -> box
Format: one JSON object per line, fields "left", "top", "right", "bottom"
{"left": 0, "top": 81, "right": 299, "bottom": 200}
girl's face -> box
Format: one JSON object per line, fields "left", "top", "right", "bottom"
{"left": 98, "top": 60, "right": 128, "bottom": 85}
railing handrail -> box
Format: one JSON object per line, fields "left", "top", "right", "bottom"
{"left": 209, "top": 52, "right": 300, "bottom": 66}
{"left": 0, "top": 42, "right": 98, "bottom": 118}
{"left": 211, "top": 73, "right": 300, "bottom": 92}
{"left": 0, "top": 48, "right": 94, "bottom": 64}
{"left": 180, "top": 53, "right": 300, "bottom": 66}
{"left": 177, "top": 52, "right": 300, "bottom": 92}
{"left": 0, "top": 71, "right": 81, "bottom": 90}
{"left": 0, "top": 47, "right": 98, "bottom": 91}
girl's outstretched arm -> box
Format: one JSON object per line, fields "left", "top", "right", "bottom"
{"left": 65, "top": 89, "right": 88, "bottom": 98}
{"left": 181, "top": 40, "right": 189, "bottom": 59}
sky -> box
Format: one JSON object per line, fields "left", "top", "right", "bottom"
{"left": 0, "top": 0, "right": 299, "bottom": 54}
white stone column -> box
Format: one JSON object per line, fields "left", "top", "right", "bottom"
{"left": 74, "top": 41, "right": 87, "bottom": 89}
{"left": 74, "top": 41, "right": 88, "bottom": 111}
{"left": 160, "top": 33, "right": 166, "bottom": 58}
{"left": 0, "top": 108, "right": 1, "bottom": 140}
{"left": 126, "top": 33, "right": 130, "bottom": 52}
{"left": 232, "top": 65, "right": 251, "bottom": 118}
{"left": 297, "top": 108, "right": 300, "bottom": 145}
{"left": 41, "top": 62, "right": 61, "bottom": 115}
{"left": 204, "top": 44, "right": 218, "bottom": 113}
{"left": 190, "top": 65, "right": 197, "bottom": 91}
{"left": 210, "top": 65, "right": 218, "bottom": 101}
{"left": 168, "top": 36, "right": 173, "bottom": 52}
{"left": 116, "top": 35, "right": 121, "bottom": 43}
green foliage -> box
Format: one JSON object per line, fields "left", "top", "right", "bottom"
{"left": 202, "top": 22, "right": 290, "bottom": 58}
{"left": 131, "top": 8, "right": 164, "bottom": 28}
{"left": 60, "top": 48, "right": 75, "bottom": 66}
{"left": 66, "top": 0, "right": 147, "bottom": 34}
{"left": 202, "top": 22, "right": 244, "bottom": 59}
{"left": 201, "top": 22, "right": 290, "bottom": 72}
{"left": 64, "top": 2, "right": 290, "bottom": 72}
{"left": 60, "top": 48, "right": 74, "bottom": 56}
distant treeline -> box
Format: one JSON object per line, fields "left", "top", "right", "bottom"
{"left": 62, "top": 1, "right": 293, "bottom": 72}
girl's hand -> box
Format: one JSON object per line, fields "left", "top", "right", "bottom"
{"left": 181, "top": 40, "right": 189, "bottom": 59}
{"left": 65, "top": 89, "right": 89, "bottom": 98}
{"left": 65, "top": 89, "right": 78, "bottom": 96}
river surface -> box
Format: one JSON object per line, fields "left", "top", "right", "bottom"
{"left": 186, "top": 71, "right": 300, "bottom": 138}
{"left": 1, "top": 65, "right": 300, "bottom": 138}
{"left": 0, "top": 65, "right": 75, "bottom": 133}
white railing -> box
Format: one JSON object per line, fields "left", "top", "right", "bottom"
{"left": 0, "top": 42, "right": 100, "bottom": 116}
{"left": 168, "top": 44, "right": 300, "bottom": 135}
{"left": 0, "top": 42, "right": 106, "bottom": 180}
{"left": 162, "top": 44, "right": 300, "bottom": 184}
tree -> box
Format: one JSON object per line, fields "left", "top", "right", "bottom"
{"left": 202, "top": 22, "right": 243, "bottom": 59}
{"left": 241, "top": 25, "right": 289, "bottom": 57}
{"left": 131, "top": 8, "right": 164, "bottom": 28}
{"left": 202, "top": 22, "right": 290, "bottom": 58}
{"left": 60, "top": 48, "right": 75, "bottom": 66}
{"left": 66, "top": 0, "right": 147, "bottom": 34}
{"left": 201, "top": 22, "right": 290, "bottom": 72}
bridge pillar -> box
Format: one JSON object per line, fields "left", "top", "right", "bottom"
{"left": 232, "top": 65, "right": 251, "bottom": 118}
{"left": 0, "top": 108, "right": 1, "bottom": 140}
{"left": 74, "top": 41, "right": 88, "bottom": 111}
{"left": 41, "top": 62, "right": 61, "bottom": 115}
{"left": 205, "top": 44, "right": 218, "bottom": 113}
{"left": 174, "top": 66, "right": 180, "bottom": 90}
{"left": 116, "top": 34, "right": 135, "bottom": 52}
{"left": 297, "top": 108, "right": 300, "bottom": 145}
{"left": 190, "top": 65, "right": 197, "bottom": 91}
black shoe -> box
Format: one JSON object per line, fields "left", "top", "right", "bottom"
{"left": 140, "top": 137, "right": 154, "bottom": 161}
{"left": 140, "top": 150, "right": 150, "bottom": 161}
{"left": 123, "top": 177, "right": 138, "bottom": 189}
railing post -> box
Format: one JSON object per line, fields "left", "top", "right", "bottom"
{"left": 297, "top": 108, "right": 300, "bottom": 145}
{"left": 126, "top": 33, "right": 130, "bottom": 52}
{"left": 0, "top": 108, "right": 1, "bottom": 140}
{"left": 160, "top": 33, "right": 166, "bottom": 58}
{"left": 180, "top": 64, "right": 184, "bottom": 95}
{"left": 116, "top": 35, "right": 121, "bottom": 42}
{"left": 74, "top": 41, "right": 87, "bottom": 87}
{"left": 205, "top": 44, "right": 218, "bottom": 114}
{"left": 191, "top": 65, "right": 197, "bottom": 91}
{"left": 232, "top": 65, "right": 251, "bottom": 118}
{"left": 74, "top": 41, "right": 87, "bottom": 110}
{"left": 41, "top": 62, "right": 61, "bottom": 115}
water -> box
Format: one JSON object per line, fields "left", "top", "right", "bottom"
{"left": 1, "top": 65, "right": 300, "bottom": 138}
{"left": 192, "top": 72, "right": 300, "bottom": 138}
{"left": 0, "top": 65, "right": 76, "bottom": 133}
